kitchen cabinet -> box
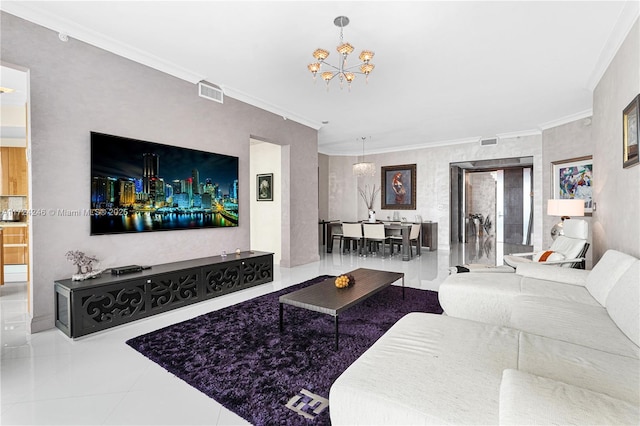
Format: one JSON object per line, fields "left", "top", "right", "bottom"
{"left": 2, "top": 225, "right": 27, "bottom": 264}
{"left": 0, "top": 147, "right": 28, "bottom": 195}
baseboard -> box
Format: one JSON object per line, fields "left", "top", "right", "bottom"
{"left": 29, "top": 313, "right": 55, "bottom": 334}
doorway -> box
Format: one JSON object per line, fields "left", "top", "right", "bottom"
{"left": 450, "top": 157, "right": 533, "bottom": 266}
{"left": 249, "top": 138, "right": 282, "bottom": 265}
{"left": 1, "top": 64, "right": 30, "bottom": 285}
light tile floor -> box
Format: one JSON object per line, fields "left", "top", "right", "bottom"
{"left": 1, "top": 243, "right": 506, "bottom": 425}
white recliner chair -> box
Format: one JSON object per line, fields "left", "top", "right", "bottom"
{"left": 503, "top": 219, "right": 589, "bottom": 269}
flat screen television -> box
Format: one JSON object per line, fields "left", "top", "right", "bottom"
{"left": 90, "top": 132, "right": 239, "bottom": 235}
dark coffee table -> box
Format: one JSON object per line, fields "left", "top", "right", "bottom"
{"left": 278, "top": 268, "right": 405, "bottom": 350}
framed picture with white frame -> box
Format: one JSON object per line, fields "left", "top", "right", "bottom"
{"left": 551, "top": 156, "right": 593, "bottom": 215}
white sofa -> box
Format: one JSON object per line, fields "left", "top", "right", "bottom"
{"left": 329, "top": 250, "right": 639, "bottom": 424}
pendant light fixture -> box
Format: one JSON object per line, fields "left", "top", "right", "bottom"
{"left": 308, "top": 16, "right": 375, "bottom": 91}
{"left": 353, "top": 137, "right": 375, "bottom": 176}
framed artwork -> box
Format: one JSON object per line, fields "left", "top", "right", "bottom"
{"left": 381, "top": 164, "right": 416, "bottom": 210}
{"left": 552, "top": 156, "right": 593, "bottom": 215}
{"left": 623, "top": 94, "right": 639, "bottom": 168}
{"left": 256, "top": 173, "right": 273, "bottom": 201}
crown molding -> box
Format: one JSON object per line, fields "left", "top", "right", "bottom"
{"left": 538, "top": 109, "right": 593, "bottom": 131}
{"left": 1, "top": 3, "right": 323, "bottom": 131}
{"left": 586, "top": 3, "right": 639, "bottom": 90}
{"left": 496, "top": 129, "right": 542, "bottom": 140}
{"left": 319, "top": 136, "right": 482, "bottom": 156}
{"left": 221, "top": 86, "right": 322, "bottom": 130}
{"left": 1, "top": 2, "right": 205, "bottom": 84}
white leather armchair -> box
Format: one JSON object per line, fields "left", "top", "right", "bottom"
{"left": 504, "top": 219, "right": 589, "bottom": 269}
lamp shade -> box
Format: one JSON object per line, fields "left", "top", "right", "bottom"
{"left": 547, "top": 199, "right": 585, "bottom": 217}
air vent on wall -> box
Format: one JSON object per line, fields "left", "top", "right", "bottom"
{"left": 198, "top": 81, "right": 224, "bottom": 104}
{"left": 480, "top": 138, "right": 498, "bottom": 146}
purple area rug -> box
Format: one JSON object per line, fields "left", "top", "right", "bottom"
{"left": 126, "top": 275, "right": 443, "bottom": 425}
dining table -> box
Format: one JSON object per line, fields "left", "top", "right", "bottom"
{"left": 326, "top": 221, "right": 420, "bottom": 261}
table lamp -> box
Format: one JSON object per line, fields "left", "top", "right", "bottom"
{"left": 547, "top": 199, "right": 585, "bottom": 239}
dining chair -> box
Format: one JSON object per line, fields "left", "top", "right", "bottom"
{"left": 363, "top": 223, "right": 391, "bottom": 257}
{"left": 330, "top": 223, "right": 344, "bottom": 252}
{"left": 342, "top": 222, "right": 364, "bottom": 255}
{"left": 390, "top": 223, "right": 422, "bottom": 258}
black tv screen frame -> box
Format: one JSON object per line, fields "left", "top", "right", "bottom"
{"left": 90, "top": 132, "right": 239, "bottom": 235}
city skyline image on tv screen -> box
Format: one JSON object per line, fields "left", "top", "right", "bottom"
{"left": 90, "top": 132, "right": 239, "bottom": 235}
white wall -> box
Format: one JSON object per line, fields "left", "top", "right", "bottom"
{"left": 250, "top": 140, "right": 282, "bottom": 264}
{"left": 592, "top": 19, "right": 640, "bottom": 261}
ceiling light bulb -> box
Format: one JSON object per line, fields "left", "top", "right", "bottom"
{"left": 360, "top": 63, "right": 375, "bottom": 75}
{"left": 337, "top": 42, "right": 354, "bottom": 55}
{"left": 313, "top": 49, "right": 329, "bottom": 61}
{"left": 359, "top": 50, "right": 374, "bottom": 62}
{"left": 308, "top": 63, "right": 321, "bottom": 76}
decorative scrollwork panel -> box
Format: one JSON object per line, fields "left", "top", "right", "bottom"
{"left": 243, "top": 258, "right": 273, "bottom": 285}
{"left": 81, "top": 285, "right": 146, "bottom": 328}
{"left": 203, "top": 262, "right": 242, "bottom": 296}
{"left": 150, "top": 272, "right": 199, "bottom": 310}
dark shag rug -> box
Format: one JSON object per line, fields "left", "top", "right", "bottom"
{"left": 126, "top": 275, "right": 443, "bottom": 425}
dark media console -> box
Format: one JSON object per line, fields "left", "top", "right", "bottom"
{"left": 54, "top": 251, "right": 273, "bottom": 338}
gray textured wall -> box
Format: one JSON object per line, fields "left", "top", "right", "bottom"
{"left": 592, "top": 19, "right": 640, "bottom": 261}
{"left": 327, "top": 135, "right": 544, "bottom": 252}
{"left": 1, "top": 12, "right": 319, "bottom": 332}
{"left": 324, "top": 20, "right": 640, "bottom": 262}
{"left": 542, "top": 118, "right": 594, "bottom": 267}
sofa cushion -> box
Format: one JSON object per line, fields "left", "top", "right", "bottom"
{"left": 520, "top": 277, "right": 600, "bottom": 306}
{"left": 499, "top": 370, "right": 639, "bottom": 425}
{"left": 510, "top": 295, "right": 640, "bottom": 358}
{"left": 606, "top": 260, "right": 640, "bottom": 347}
{"left": 439, "top": 273, "right": 599, "bottom": 327}
{"left": 438, "top": 273, "right": 523, "bottom": 326}
{"left": 586, "top": 250, "right": 638, "bottom": 306}
{"left": 515, "top": 262, "right": 589, "bottom": 286}
{"left": 518, "top": 333, "right": 639, "bottom": 403}
{"left": 329, "top": 313, "right": 519, "bottom": 425}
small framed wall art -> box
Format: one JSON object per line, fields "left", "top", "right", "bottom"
{"left": 256, "top": 173, "right": 273, "bottom": 201}
{"left": 381, "top": 164, "right": 417, "bottom": 210}
{"left": 623, "top": 94, "right": 639, "bottom": 168}
{"left": 551, "top": 156, "right": 593, "bottom": 215}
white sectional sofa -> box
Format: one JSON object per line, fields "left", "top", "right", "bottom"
{"left": 329, "top": 250, "right": 639, "bottom": 424}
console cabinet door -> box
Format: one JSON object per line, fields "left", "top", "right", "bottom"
{"left": 73, "top": 279, "right": 148, "bottom": 337}
{"left": 242, "top": 253, "right": 273, "bottom": 286}
{"left": 202, "top": 260, "right": 243, "bottom": 297}
{"left": 148, "top": 269, "right": 200, "bottom": 313}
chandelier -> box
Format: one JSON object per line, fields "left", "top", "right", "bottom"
{"left": 308, "top": 16, "right": 375, "bottom": 90}
{"left": 353, "top": 137, "right": 376, "bottom": 176}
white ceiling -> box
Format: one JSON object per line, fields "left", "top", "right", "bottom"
{"left": 2, "top": 1, "right": 638, "bottom": 155}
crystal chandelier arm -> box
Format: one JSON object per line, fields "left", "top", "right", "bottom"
{"left": 319, "top": 62, "right": 342, "bottom": 72}
{"left": 342, "top": 63, "right": 371, "bottom": 73}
